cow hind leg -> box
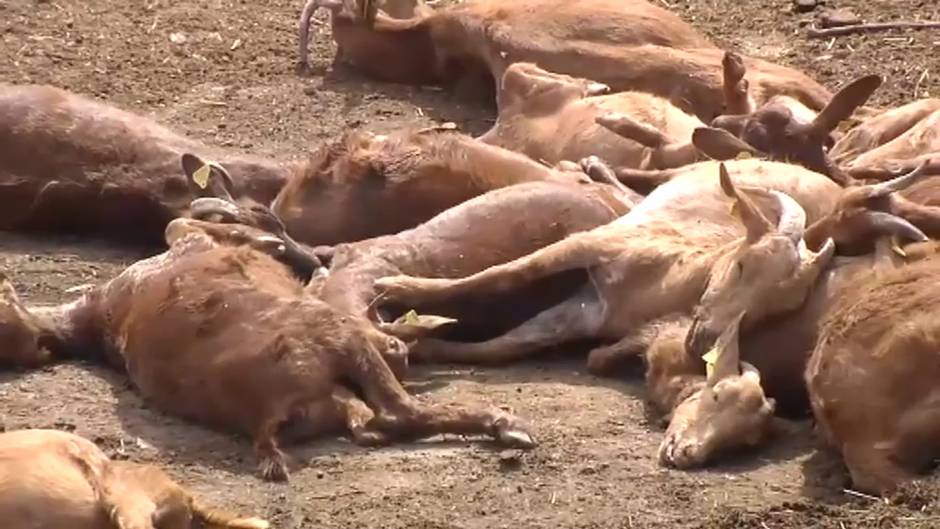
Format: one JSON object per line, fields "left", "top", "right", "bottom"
{"left": 375, "top": 233, "right": 618, "bottom": 306}
{"left": 411, "top": 286, "right": 605, "bottom": 365}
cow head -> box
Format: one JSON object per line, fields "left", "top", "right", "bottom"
{"left": 695, "top": 53, "right": 882, "bottom": 184}
{"left": 804, "top": 161, "right": 931, "bottom": 254}
{"left": 659, "top": 314, "right": 776, "bottom": 468}
{"left": 686, "top": 163, "right": 835, "bottom": 357}
{"left": 179, "top": 153, "right": 324, "bottom": 281}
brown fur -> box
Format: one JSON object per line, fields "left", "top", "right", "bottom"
{"left": 0, "top": 429, "right": 268, "bottom": 529}
{"left": 2, "top": 216, "right": 535, "bottom": 482}
{"left": 806, "top": 251, "right": 940, "bottom": 495}
{"left": 270, "top": 127, "right": 631, "bottom": 245}
{"left": 301, "top": 0, "right": 830, "bottom": 121}
{"left": 0, "top": 84, "right": 292, "bottom": 244}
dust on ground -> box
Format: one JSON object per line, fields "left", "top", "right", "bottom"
{"left": 2, "top": 0, "right": 940, "bottom": 527}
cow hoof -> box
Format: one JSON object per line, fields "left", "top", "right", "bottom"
{"left": 497, "top": 428, "right": 536, "bottom": 449}
{"left": 493, "top": 415, "right": 537, "bottom": 449}
{"left": 585, "top": 82, "right": 610, "bottom": 96}
{"left": 259, "top": 456, "right": 290, "bottom": 482}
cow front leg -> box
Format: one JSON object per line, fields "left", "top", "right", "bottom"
{"left": 343, "top": 344, "right": 536, "bottom": 448}
{"left": 374, "top": 232, "right": 618, "bottom": 306}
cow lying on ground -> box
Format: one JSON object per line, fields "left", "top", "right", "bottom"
{"left": 299, "top": 0, "right": 714, "bottom": 88}
{"left": 312, "top": 180, "right": 627, "bottom": 341}
{"left": 374, "top": 160, "right": 853, "bottom": 367}
{"left": 806, "top": 248, "right": 940, "bottom": 495}
{"left": 269, "top": 126, "right": 636, "bottom": 245}
{"left": 0, "top": 429, "right": 268, "bottom": 529}
{"left": 477, "top": 63, "right": 707, "bottom": 173}
{"left": 1, "top": 84, "right": 623, "bottom": 249}
{"left": 541, "top": 165, "right": 930, "bottom": 470}
{"left": 0, "top": 84, "right": 292, "bottom": 244}
{"left": 0, "top": 174, "right": 535, "bottom": 482}
{"left": 300, "top": 0, "right": 831, "bottom": 121}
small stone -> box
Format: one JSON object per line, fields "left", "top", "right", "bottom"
{"left": 793, "top": 0, "right": 819, "bottom": 13}
{"left": 819, "top": 8, "right": 861, "bottom": 28}
{"left": 498, "top": 449, "right": 523, "bottom": 470}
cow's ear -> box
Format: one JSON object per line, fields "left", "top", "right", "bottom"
{"left": 180, "top": 153, "right": 237, "bottom": 201}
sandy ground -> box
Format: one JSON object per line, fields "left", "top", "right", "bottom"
{"left": 2, "top": 0, "right": 940, "bottom": 527}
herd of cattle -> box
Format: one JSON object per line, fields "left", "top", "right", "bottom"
{"left": 2, "top": 0, "right": 940, "bottom": 525}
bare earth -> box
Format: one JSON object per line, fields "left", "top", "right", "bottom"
{"left": 2, "top": 1, "right": 940, "bottom": 527}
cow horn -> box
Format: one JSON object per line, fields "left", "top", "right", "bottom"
{"left": 864, "top": 211, "right": 928, "bottom": 242}
{"left": 190, "top": 197, "right": 241, "bottom": 222}
{"left": 740, "top": 361, "right": 761, "bottom": 382}
{"left": 770, "top": 190, "right": 806, "bottom": 246}
{"left": 865, "top": 159, "right": 931, "bottom": 197}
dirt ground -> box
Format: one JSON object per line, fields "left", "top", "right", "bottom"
{"left": 2, "top": 0, "right": 940, "bottom": 527}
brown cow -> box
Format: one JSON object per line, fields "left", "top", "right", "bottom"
{"left": 299, "top": 0, "right": 831, "bottom": 121}
{"left": 0, "top": 191, "right": 535, "bottom": 482}
{"left": 311, "top": 180, "right": 628, "bottom": 341}
{"left": 806, "top": 249, "right": 940, "bottom": 495}
{"left": 299, "top": 0, "right": 714, "bottom": 84}
{"left": 0, "top": 429, "right": 268, "bottom": 529}
{"left": 0, "top": 84, "right": 292, "bottom": 243}
{"left": 269, "top": 126, "right": 635, "bottom": 245}
{"left": 0, "top": 84, "right": 620, "bottom": 248}
{"left": 477, "top": 63, "right": 707, "bottom": 172}
{"left": 373, "top": 158, "right": 931, "bottom": 368}
{"left": 373, "top": 160, "right": 846, "bottom": 365}
{"left": 576, "top": 167, "right": 931, "bottom": 470}
{"left": 597, "top": 167, "right": 936, "bottom": 470}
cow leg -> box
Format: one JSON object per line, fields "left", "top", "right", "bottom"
{"left": 412, "top": 287, "right": 605, "bottom": 365}
{"left": 330, "top": 386, "right": 389, "bottom": 446}
{"left": 585, "top": 319, "right": 680, "bottom": 376}
{"left": 842, "top": 442, "right": 914, "bottom": 496}
{"left": 343, "top": 346, "right": 536, "bottom": 448}
{"left": 253, "top": 408, "right": 293, "bottom": 482}
{"left": 586, "top": 335, "right": 649, "bottom": 376}
{"left": 375, "top": 233, "right": 619, "bottom": 306}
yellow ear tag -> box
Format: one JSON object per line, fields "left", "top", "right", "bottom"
{"left": 702, "top": 346, "right": 719, "bottom": 379}
{"left": 394, "top": 309, "right": 420, "bottom": 325}
{"left": 192, "top": 164, "right": 212, "bottom": 189}
{"left": 735, "top": 151, "right": 753, "bottom": 160}
{"left": 729, "top": 201, "right": 741, "bottom": 219}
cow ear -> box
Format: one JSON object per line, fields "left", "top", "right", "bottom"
{"left": 180, "top": 153, "right": 237, "bottom": 202}
{"left": 693, "top": 127, "right": 762, "bottom": 161}
{"left": 378, "top": 312, "right": 457, "bottom": 342}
